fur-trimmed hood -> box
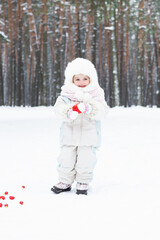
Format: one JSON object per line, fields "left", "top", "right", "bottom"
{"left": 64, "top": 58, "right": 99, "bottom": 89}
{"left": 61, "top": 58, "right": 105, "bottom": 103}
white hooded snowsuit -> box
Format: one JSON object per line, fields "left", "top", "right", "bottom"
{"left": 54, "top": 58, "right": 109, "bottom": 184}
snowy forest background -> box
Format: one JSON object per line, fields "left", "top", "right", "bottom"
{"left": 0, "top": 0, "right": 160, "bottom": 107}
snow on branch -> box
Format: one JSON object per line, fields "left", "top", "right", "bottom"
{"left": 0, "top": 31, "right": 10, "bottom": 43}
{"left": 104, "top": 26, "right": 114, "bottom": 31}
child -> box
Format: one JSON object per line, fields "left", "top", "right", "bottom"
{"left": 51, "top": 58, "right": 109, "bottom": 195}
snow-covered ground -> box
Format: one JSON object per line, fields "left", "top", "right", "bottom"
{"left": 0, "top": 106, "right": 160, "bottom": 240}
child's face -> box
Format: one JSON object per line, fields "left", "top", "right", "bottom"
{"left": 73, "top": 74, "right": 90, "bottom": 88}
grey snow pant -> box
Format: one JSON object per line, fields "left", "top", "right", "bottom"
{"left": 57, "top": 145, "right": 97, "bottom": 184}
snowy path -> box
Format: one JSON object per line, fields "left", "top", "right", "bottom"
{"left": 0, "top": 106, "right": 160, "bottom": 240}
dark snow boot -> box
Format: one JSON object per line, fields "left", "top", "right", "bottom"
{"left": 76, "top": 182, "right": 88, "bottom": 195}
{"left": 51, "top": 182, "right": 71, "bottom": 194}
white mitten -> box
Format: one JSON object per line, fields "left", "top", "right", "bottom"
{"left": 76, "top": 103, "right": 87, "bottom": 113}
{"left": 67, "top": 109, "right": 78, "bottom": 120}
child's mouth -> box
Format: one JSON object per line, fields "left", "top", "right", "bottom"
{"left": 79, "top": 85, "right": 86, "bottom": 88}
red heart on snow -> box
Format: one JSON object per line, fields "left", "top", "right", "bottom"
{"left": 0, "top": 196, "right": 5, "bottom": 200}
{"left": 9, "top": 196, "right": 15, "bottom": 200}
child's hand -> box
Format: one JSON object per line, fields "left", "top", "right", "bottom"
{"left": 72, "top": 103, "right": 86, "bottom": 114}
{"left": 68, "top": 103, "right": 92, "bottom": 120}
{"left": 67, "top": 109, "right": 78, "bottom": 120}
{"left": 72, "top": 103, "right": 92, "bottom": 114}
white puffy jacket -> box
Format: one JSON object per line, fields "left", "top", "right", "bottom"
{"left": 53, "top": 95, "right": 109, "bottom": 147}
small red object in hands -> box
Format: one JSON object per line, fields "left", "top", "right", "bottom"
{"left": 72, "top": 104, "right": 82, "bottom": 114}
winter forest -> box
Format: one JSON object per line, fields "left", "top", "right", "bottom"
{"left": 0, "top": 0, "right": 160, "bottom": 107}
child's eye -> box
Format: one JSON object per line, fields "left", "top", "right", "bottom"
{"left": 75, "top": 78, "right": 80, "bottom": 81}
{"left": 84, "top": 78, "right": 88, "bottom": 81}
